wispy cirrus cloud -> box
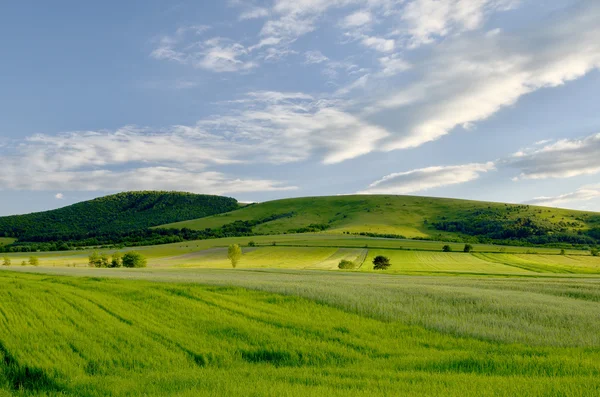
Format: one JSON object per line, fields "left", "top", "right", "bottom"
{"left": 526, "top": 186, "right": 600, "bottom": 207}
{"left": 359, "top": 162, "right": 495, "bottom": 194}
{"left": 507, "top": 133, "right": 600, "bottom": 180}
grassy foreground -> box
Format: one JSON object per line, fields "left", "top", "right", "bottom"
{"left": 0, "top": 269, "right": 599, "bottom": 396}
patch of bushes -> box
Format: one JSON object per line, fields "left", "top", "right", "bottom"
{"left": 338, "top": 260, "right": 356, "bottom": 269}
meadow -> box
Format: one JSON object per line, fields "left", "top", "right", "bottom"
{"left": 0, "top": 270, "right": 599, "bottom": 396}
{"left": 160, "top": 195, "right": 596, "bottom": 240}
{"left": 2, "top": 229, "right": 600, "bottom": 395}
{"left": 3, "top": 233, "right": 598, "bottom": 275}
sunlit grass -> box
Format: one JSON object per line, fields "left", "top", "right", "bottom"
{"left": 0, "top": 271, "right": 599, "bottom": 396}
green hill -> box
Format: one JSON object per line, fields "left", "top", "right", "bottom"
{"left": 0, "top": 191, "right": 238, "bottom": 241}
{"left": 161, "top": 195, "right": 600, "bottom": 246}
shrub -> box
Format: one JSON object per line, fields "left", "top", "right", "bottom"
{"left": 122, "top": 252, "right": 147, "bottom": 268}
{"left": 338, "top": 260, "right": 356, "bottom": 269}
{"left": 20, "top": 261, "right": 27, "bottom": 266}
{"left": 463, "top": 244, "right": 473, "bottom": 253}
{"left": 560, "top": 249, "right": 566, "bottom": 255}
{"left": 442, "top": 245, "right": 453, "bottom": 252}
{"left": 228, "top": 244, "right": 242, "bottom": 268}
{"left": 373, "top": 255, "right": 391, "bottom": 270}
{"left": 111, "top": 252, "right": 123, "bottom": 268}
{"left": 2, "top": 257, "right": 10, "bottom": 266}
{"left": 100, "top": 253, "right": 110, "bottom": 268}
{"left": 28, "top": 256, "right": 39, "bottom": 266}
{"left": 591, "top": 248, "right": 599, "bottom": 257}
{"left": 248, "top": 241, "right": 256, "bottom": 247}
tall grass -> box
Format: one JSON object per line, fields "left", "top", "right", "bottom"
{"left": 0, "top": 271, "right": 599, "bottom": 395}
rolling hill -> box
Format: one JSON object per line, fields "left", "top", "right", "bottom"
{"left": 161, "top": 195, "right": 600, "bottom": 246}
{"left": 0, "top": 191, "right": 238, "bottom": 241}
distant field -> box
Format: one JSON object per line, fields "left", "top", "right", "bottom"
{"left": 159, "top": 195, "right": 596, "bottom": 240}
{"left": 3, "top": 234, "right": 599, "bottom": 275}
{"left": 0, "top": 270, "right": 598, "bottom": 395}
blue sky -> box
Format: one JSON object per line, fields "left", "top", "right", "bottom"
{"left": 1, "top": 0, "right": 600, "bottom": 215}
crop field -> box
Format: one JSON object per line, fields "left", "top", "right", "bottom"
{"left": 0, "top": 270, "right": 599, "bottom": 396}
{"left": 3, "top": 233, "right": 598, "bottom": 276}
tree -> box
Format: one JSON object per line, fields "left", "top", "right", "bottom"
{"left": 28, "top": 256, "right": 39, "bottom": 266}
{"left": 88, "top": 251, "right": 102, "bottom": 267}
{"left": 591, "top": 248, "right": 599, "bottom": 257}
{"left": 463, "top": 244, "right": 473, "bottom": 253}
{"left": 228, "top": 244, "right": 242, "bottom": 268}
{"left": 560, "top": 249, "right": 566, "bottom": 255}
{"left": 338, "top": 259, "right": 355, "bottom": 269}
{"left": 111, "top": 252, "right": 123, "bottom": 268}
{"left": 2, "top": 257, "right": 10, "bottom": 266}
{"left": 20, "top": 261, "right": 27, "bottom": 266}
{"left": 373, "top": 255, "right": 391, "bottom": 270}
{"left": 248, "top": 241, "right": 256, "bottom": 247}
{"left": 442, "top": 245, "right": 453, "bottom": 252}
{"left": 122, "top": 252, "right": 147, "bottom": 268}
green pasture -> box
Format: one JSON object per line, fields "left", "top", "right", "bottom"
{"left": 159, "top": 195, "right": 595, "bottom": 239}
{"left": 0, "top": 238, "right": 15, "bottom": 247}
{"left": 0, "top": 270, "right": 599, "bottom": 396}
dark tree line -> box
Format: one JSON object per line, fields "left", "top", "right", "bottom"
{"left": 0, "top": 212, "right": 296, "bottom": 252}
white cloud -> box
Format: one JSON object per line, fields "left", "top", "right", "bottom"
{"left": 359, "top": 162, "right": 495, "bottom": 194}
{"left": 55, "top": 193, "right": 64, "bottom": 200}
{"left": 239, "top": 7, "right": 269, "bottom": 20}
{"left": 361, "top": 36, "right": 395, "bottom": 52}
{"left": 341, "top": 10, "right": 372, "bottom": 28}
{"left": 151, "top": 31, "right": 256, "bottom": 73}
{"left": 526, "top": 186, "right": 600, "bottom": 208}
{"left": 378, "top": 55, "right": 411, "bottom": 76}
{"left": 400, "top": 0, "right": 520, "bottom": 47}
{"left": 507, "top": 133, "right": 600, "bottom": 180}
{"left": 196, "top": 38, "right": 257, "bottom": 72}
{"left": 369, "top": 1, "right": 600, "bottom": 151}
{"left": 304, "top": 50, "right": 329, "bottom": 64}
{"left": 201, "top": 92, "right": 390, "bottom": 164}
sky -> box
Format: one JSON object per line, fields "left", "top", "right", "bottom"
{"left": 1, "top": 0, "right": 600, "bottom": 216}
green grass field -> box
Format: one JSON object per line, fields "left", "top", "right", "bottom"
{"left": 2, "top": 228, "right": 600, "bottom": 395}
{"left": 3, "top": 233, "right": 597, "bottom": 276}
{"left": 0, "top": 270, "right": 598, "bottom": 396}
{"left": 160, "top": 195, "right": 596, "bottom": 239}
{"left": 0, "top": 238, "right": 15, "bottom": 247}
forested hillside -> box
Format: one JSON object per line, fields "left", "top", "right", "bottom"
{"left": 0, "top": 191, "right": 238, "bottom": 242}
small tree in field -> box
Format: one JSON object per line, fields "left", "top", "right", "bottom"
{"left": 2, "top": 257, "right": 10, "bottom": 266}
{"left": 21, "top": 261, "right": 27, "bottom": 266}
{"left": 463, "top": 244, "right": 473, "bottom": 253}
{"left": 442, "top": 245, "right": 453, "bottom": 252}
{"left": 591, "top": 248, "right": 599, "bottom": 257}
{"left": 111, "top": 252, "right": 123, "bottom": 268}
{"left": 29, "top": 256, "right": 39, "bottom": 266}
{"left": 373, "top": 255, "right": 391, "bottom": 270}
{"left": 228, "top": 244, "right": 242, "bottom": 268}
{"left": 122, "top": 252, "right": 147, "bottom": 268}
{"left": 88, "top": 251, "right": 101, "bottom": 267}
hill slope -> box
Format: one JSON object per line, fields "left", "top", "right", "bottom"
{"left": 161, "top": 195, "right": 600, "bottom": 246}
{"left": 0, "top": 191, "right": 238, "bottom": 241}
